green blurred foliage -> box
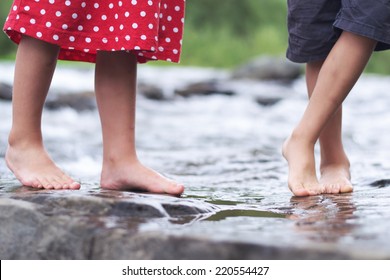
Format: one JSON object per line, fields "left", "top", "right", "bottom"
{"left": 181, "top": 0, "right": 288, "bottom": 67}
{"left": 0, "top": 0, "right": 15, "bottom": 56}
{"left": 1, "top": 0, "right": 390, "bottom": 73}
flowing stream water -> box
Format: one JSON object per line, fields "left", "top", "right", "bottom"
{"left": 1, "top": 62, "right": 390, "bottom": 258}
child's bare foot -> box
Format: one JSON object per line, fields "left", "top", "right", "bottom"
{"left": 320, "top": 161, "right": 353, "bottom": 194}
{"left": 5, "top": 144, "right": 80, "bottom": 190}
{"left": 100, "top": 160, "right": 184, "bottom": 196}
{"left": 282, "top": 135, "right": 324, "bottom": 196}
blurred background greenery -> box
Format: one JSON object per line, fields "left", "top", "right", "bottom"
{"left": 1, "top": 0, "right": 390, "bottom": 73}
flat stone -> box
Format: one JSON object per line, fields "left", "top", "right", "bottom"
{"left": 0, "top": 82, "right": 12, "bottom": 101}
{"left": 232, "top": 56, "right": 303, "bottom": 81}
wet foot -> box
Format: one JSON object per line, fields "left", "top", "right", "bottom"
{"left": 282, "top": 135, "right": 324, "bottom": 196}
{"left": 5, "top": 145, "right": 80, "bottom": 190}
{"left": 100, "top": 160, "right": 185, "bottom": 196}
{"left": 320, "top": 161, "right": 353, "bottom": 194}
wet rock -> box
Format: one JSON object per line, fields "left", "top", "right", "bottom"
{"left": 232, "top": 56, "right": 303, "bottom": 82}
{"left": 0, "top": 199, "right": 94, "bottom": 259}
{"left": 92, "top": 231, "right": 352, "bottom": 260}
{"left": 174, "top": 80, "right": 235, "bottom": 97}
{"left": 255, "top": 96, "right": 283, "bottom": 106}
{"left": 0, "top": 197, "right": 352, "bottom": 260}
{"left": 0, "top": 189, "right": 222, "bottom": 259}
{"left": 0, "top": 82, "right": 13, "bottom": 101}
{"left": 369, "top": 179, "right": 390, "bottom": 188}
{"left": 138, "top": 83, "right": 166, "bottom": 100}
{"left": 45, "top": 91, "right": 96, "bottom": 111}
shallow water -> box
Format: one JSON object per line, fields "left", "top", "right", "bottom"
{"left": 1, "top": 62, "right": 390, "bottom": 258}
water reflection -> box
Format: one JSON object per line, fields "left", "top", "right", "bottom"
{"left": 288, "top": 194, "right": 357, "bottom": 243}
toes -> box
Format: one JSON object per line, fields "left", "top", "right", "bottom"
{"left": 340, "top": 184, "right": 353, "bottom": 193}
{"left": 290, "top": 184, "right": 310, "bottom": 197}
{"left": 170, "top": 183, "right": 185, "bottom": 196}
{"left": 69, "top": 181, "right": 81, "bottom": 190}
{"left": 324, "top": 184, "right": 339, "bottom": 194}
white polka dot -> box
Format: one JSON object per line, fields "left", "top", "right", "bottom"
{"left": 49, "top": 0, "right": 55, "bottom": 5}
{"left": 175, "top": 6, "right": 181, "bottom": 11}
{"left": 46, "top": 22, "right": 52, "bottom": 28}
{"left": 24, "top": 6, "right": 30, "bottom": 11}
{"left": 118, "top": 1, "right": 123, "bottom": 7}
{"left": 109, "top": 3, "right": 114, "bottom": 9}
{"left": 53, "top": 35, "right": 59, "bottom": 40}
{"left": 125, "top": 12, "right": 130, "bottom": 17}
{"left": 13, "top": 5, "right": 17, "bottom": 11}
{"left": 131, "top": 0, "right": 137, "bottom": 5}
{"left": 140, "top": 11, "right": 146, "bottom": 17}
{"left": 120, "top": 24, "right": 124, "bottom": 30}
{"left": 94, "top": 3, "right": 99, "bottom": 8}
{"left": 78, "top": 25, "right": 83, "bottom": 31}
{"left": 141, "top": 35, "right": 147, "bottom": 40}
{"left": 173, "top": 49, "right": 179, "bottom": 54}
{"left": 158, "top": 46, "right": 164, "bottom": 52}
{"left": 125, "top": 35, "right": 131, "bottom": 41}
{"left": 148, "top": 24, "right": 154, "bottom": 29}
{"left": 109, "top": 26, "right": 114, "bottom": 32}
{"left": 167, "top": 16, "right": 172, "bottom": 21}
{"left": 86, "top": 14, "right": 92, "bottom": 20}
{"left": 134, "top": 46, "right": 141, "bottom": 50}
{"left": 20, "top": 27, "right": 26, "bottom": 33}
{"left": 62, "top": 24, "right": 68, "bottom": 30}
{"left": 36, "top": 32, "right": 42, "bottom": 38}
{"left": 102, "top": 38, "right": 108, "bottom": 43}
{"left": 30, "top": 19, "right": 36, "bottom": 24}
{"left": 102, "top": 15, "right": 107, "bottom": 20}
{"left": 173, "top": 27, "right": 179, "bottom": 33}
{"left": 81, "top": 2, "right": 86, "bottom": 8}
{"left": 93, "top": 26, "right": 99, "bottom": 32}
{"left": 72, "top": 13, "right": 78, "bottom": 19}
{"left": 148, "top": 0, "right": 153, "bottom": 6}
{"left": 69, "top": 36, "right": 75, "bottom": 42}
{"left": 86, "top": 37, "right": 91, "bottom": 43}
{"left": 65, "top": 1, "right": 71, "bottom": 6}
{"left": 40, "top": 9, "right": 46, "bottom": 15}
{"left": 132, "top": 23, "right": 138, "bottom": 29}
{"left": 56, "top": 11, "right": 61, "bottom": 17}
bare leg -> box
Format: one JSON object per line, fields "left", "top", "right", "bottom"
{"left": 5, "top": 36, "right": 80, "bottom": 190}
{"left": 306, "top": 61, "right": 352, "bottom": 194}
{"left": 283, "top": 31, "right": 376, "bottom": 196}
{"left": 95, "top": 51, "right": 184, "bottom": 195}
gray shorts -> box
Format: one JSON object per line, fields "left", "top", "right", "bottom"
{"left": 287, "top": 0, "right": 390, "bottom": 63}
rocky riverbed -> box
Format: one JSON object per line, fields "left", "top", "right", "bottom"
{"left": 1, "top": 58, "right": 390, "bottom": 259}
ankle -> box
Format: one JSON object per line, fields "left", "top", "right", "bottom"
{"left": 320, "top": 157, "right": 350, "bottom": 169}
{"left": 288, "top": 130, "right": 316, "bottom": 147}
{"left": 102, "top": 154, "right": 139, "bottom": 169}
{"left": 8, "top": 132, "right": 43, "bottom": 150}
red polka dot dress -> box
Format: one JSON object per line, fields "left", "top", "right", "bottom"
{"left": 3, "top": 0, "right": 186, "bottom": 63}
